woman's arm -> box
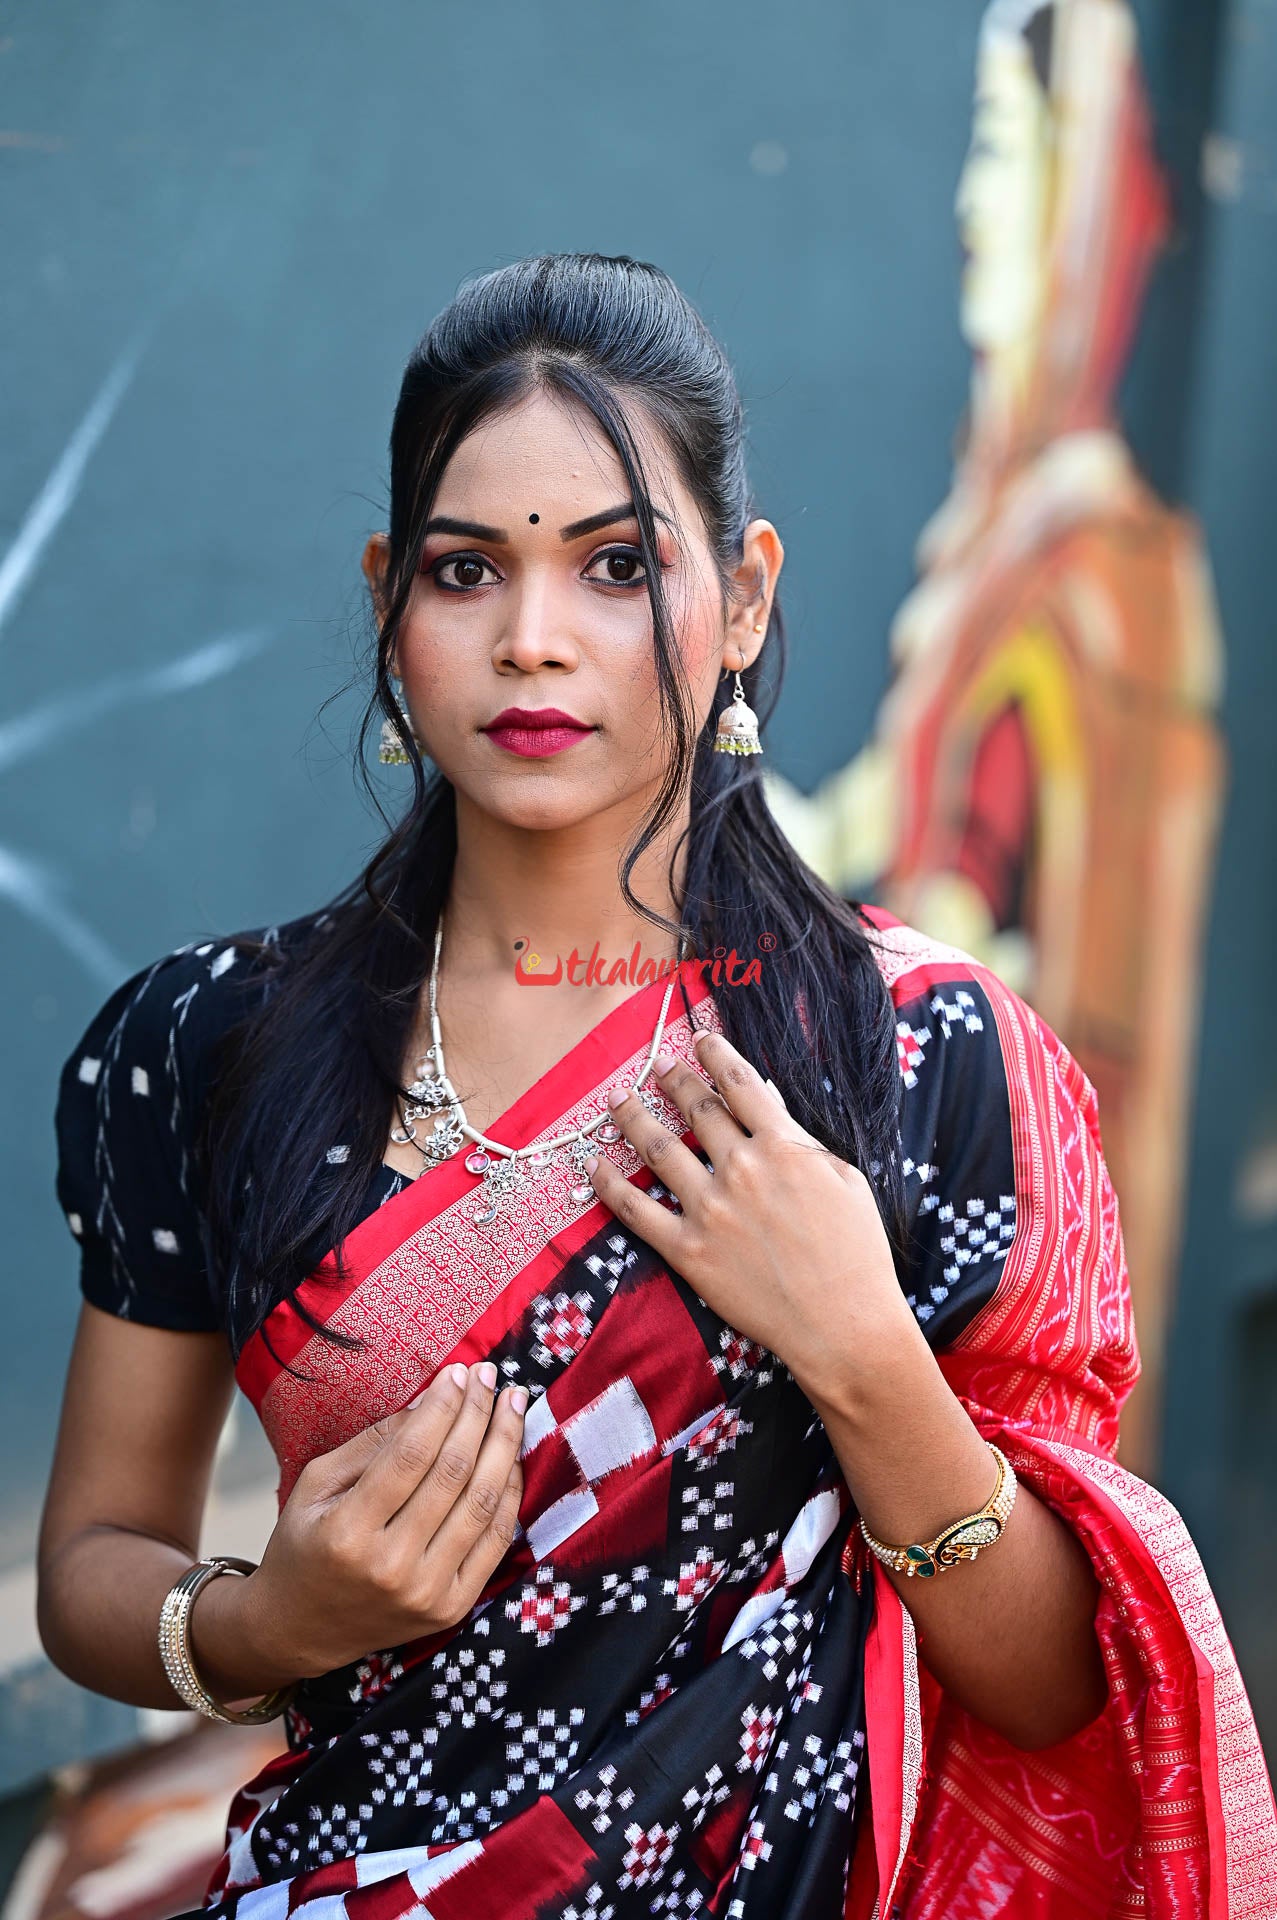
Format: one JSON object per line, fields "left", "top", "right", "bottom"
{"left": 36, "top": 1302, "right": 301, "bottom": 1708}
{"left": 38, "top": 1302, "right": 530, "bottom": 1711}
{"left": 806, "top": 1308, "right": 1109, "bottom": 1750}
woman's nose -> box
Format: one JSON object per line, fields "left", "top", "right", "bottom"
{"left": 492, "top": 580, "right": 581, "bottom": 674}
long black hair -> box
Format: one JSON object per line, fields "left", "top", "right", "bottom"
{"left": 199, "top": 252, "right": 910, "bottom": 1369}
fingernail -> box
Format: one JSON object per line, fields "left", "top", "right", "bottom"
{"left": 583, "top": 1154, "right": 599, "bottom": 1175}
{"left": 607, "top": 1084, "right": 630, "bottom": 1110}
{"left": 449, "top": 1362, "right": 468, "bottom": 1389}
{"left": 653, "top": 1050, "right": 675, "bottom": 1074}
{"left": 478, "top": 1360, "right": 498, "bottom": 1389}
{"left": 407, "top": 1388, "right": 428, "bottom": 1407}
{"left": 509, "top": 1385, "right": 529, "bottom": 1414}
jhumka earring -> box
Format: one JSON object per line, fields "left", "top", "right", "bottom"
{"left": 379, "top": 678, "right": 415, "bottom": 765}
{"left": 712, "top": 624, "right": 764, "bottom": 757}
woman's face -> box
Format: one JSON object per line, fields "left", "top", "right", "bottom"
{"left": 363, "top": 387, "right": 780, "bottom": 835}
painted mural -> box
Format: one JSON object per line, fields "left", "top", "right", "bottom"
{"left": 766, "top": 0, "right": 1227, "bottom": 1477}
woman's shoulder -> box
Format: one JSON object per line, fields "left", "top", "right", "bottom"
{"left": 52, "top": 904, "right": 339, "bottom": 1332}
{"left": 57, "top": 905, "right": 335, "bottom": 1102}
{"left": 854, "top": 897, "right": 1099, "bottom": 1134}
{"left": 854, "top": 900, "right": 1118, "bottom": 1352}
{"left": 852, "top": 904, "right": 1019, "bottom": 1334}
{"left": 856, "top": 898, "right": 1011, "bottom": 1007}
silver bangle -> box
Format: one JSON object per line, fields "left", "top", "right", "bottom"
{"left": 157, "top": 1554, "right": 298, "bottom": 1724}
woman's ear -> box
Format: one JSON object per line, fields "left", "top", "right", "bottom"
{"left": 361, "top": 532, "right": 391, "bottom": 631}
{"left": 726, "top": 519, "right": 784, "bottom": 671}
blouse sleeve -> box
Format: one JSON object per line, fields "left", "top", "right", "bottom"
{"left": 891, "top": 956, "right": 1139, "bottom": 1441}
{"left": 929, "top": 975, "right": 1141, "bottom": 1443}
{"left": 53, "top": 944, "right": 228, "bottom": 1333}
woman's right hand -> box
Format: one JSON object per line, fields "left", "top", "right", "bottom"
{"left": 237, "top": 1359, "right": 527, "bottom": 1682}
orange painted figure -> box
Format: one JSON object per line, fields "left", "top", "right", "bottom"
{"left": 768, "top": 0, "right": 1226, "bottom": 1477}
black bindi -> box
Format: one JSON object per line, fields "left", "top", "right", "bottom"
{"left": 528, "top": 512, "right": 539, "bottom": 523}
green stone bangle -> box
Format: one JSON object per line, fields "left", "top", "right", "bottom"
{"left": 858, "top": 1441, "right": 1017, "bottom": 1578}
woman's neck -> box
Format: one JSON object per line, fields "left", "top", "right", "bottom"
{"left": 443, "top": 790, "right": 688, "bottom": 988}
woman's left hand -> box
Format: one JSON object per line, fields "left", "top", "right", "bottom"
{"left": 586, "top": 1029, "right": 920, "bottom": 1403}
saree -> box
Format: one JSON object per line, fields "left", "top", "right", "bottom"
{"left": 190, "top": 906, "right": 1276, "bottom": 1920}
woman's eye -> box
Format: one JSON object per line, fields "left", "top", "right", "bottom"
{"left": 422, "top": 546, "right": 651, "bottom": 592}
{"left": 585, "top": 545, "right": 649, "bottom": 587}
{"left": 426, "top": 553, "right": 499, "bottom": 592}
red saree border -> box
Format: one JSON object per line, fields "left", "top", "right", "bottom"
{"left": 859, "top": 1569, "right": 925, "bottom": 1920}
{"left": 853, "top": 902, "right": 1277, "bottom": 1915}
{"left": 415, "top": 1164, "right": 656, "bottom": 1380}
{"left": 235, "top": 963, "right": 718, "bottom": 1407}
{"left": 852, "top": 900, "right": 989, "bottom": 1001}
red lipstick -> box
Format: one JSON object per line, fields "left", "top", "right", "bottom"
{"left": 481, "top": 706, "right": 595, "bottom": 759}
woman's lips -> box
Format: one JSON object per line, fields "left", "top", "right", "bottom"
{"left": 480, "top": 721, "right": 595, "bottom": 756}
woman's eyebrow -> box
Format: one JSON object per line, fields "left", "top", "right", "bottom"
{"left": 558, "top": 501, "right": 674, "bottom": 541}
{"left": 422, "top": 502, "right": 673, "bottom": 543}
{"left": 423, "top": 515, "right": 509, "bottom": 541}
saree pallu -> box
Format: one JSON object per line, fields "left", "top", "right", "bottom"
{"left": 193, "top": 909, "right": 1276, "bottom": 1920}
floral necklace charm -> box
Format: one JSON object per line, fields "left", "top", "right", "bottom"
{"left": 392, "top": 1044, "right": 465, "bottom": 1163}
{"left": 568, "top": 1133, "right": 596, "bottom": 1208}
{"left": 470, "top": 1153, "right": 527, "bottom": 1227}
{"left": 419, "top": 1111, "right": 465, "bottom": 1164}
{"left": 406, "top": 1046, "right": 452, "bottom": 1115}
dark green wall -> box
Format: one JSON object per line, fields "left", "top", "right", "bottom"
{"left": 2, "top": 0, "right": 1272, "bottom": 1802}
{"left": 1155, "top": 0, "right": 1277, "bottom": 1757}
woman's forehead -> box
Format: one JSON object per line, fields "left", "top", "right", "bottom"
{"left": 433, "top": 390, "right": 689, "bottom": 529}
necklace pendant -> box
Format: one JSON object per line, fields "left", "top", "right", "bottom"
{"left": 421, "top": 1111, "right": 465, "bottom": 1164}
{"left": 568, "top": 1136, "right": 598, "bottom": 1209}
{"left": 407, "top": 1072, "right": 450, "bottom": 1112}
{"left": 470, "top": 1154, "right": 526, "bottom": 1227}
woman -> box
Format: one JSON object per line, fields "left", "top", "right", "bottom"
{"left": 39, "top": 254, "right": 1275, "bottom": 1919}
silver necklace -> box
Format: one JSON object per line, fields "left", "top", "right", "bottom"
{"left": 393, "top": 919, "right": 687, "bottom": 1226}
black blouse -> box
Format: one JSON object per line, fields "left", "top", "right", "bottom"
{"left": 52, "top": 909, "right": 414, "bottom": 1343}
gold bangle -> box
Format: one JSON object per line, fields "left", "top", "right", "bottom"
{"left": 157, "top": 1554, "right": 299, "bottom": 1724}
{"left": 858, "top": 1441, "right": 1017, "bottom": 1578}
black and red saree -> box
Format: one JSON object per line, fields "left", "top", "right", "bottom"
{"left": 190, "top": 907, "right": 1275, "bottom": 1919}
